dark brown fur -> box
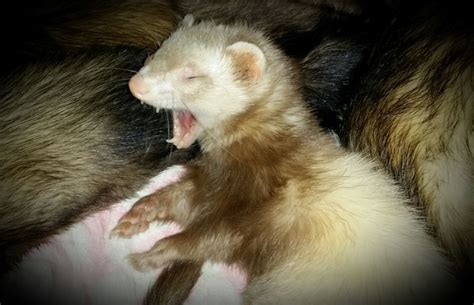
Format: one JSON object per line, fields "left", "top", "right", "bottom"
{"left": 143, "top": 261, "right": 203, "bottom": 305}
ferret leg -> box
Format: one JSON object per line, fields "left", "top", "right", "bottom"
{"left": 111, "top": 176, "right": 196, "bottom": 238}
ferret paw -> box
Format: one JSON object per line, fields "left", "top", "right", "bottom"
{"left": 110, "top": 195, "right": 163, "bottom": 238}
{"left": 128, "top": 241, "right": 176, "bottom": 271}
{"left": 110, "top": 219, "right": 149, "bottom": 238}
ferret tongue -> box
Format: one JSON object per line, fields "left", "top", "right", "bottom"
{"left": 166, "top": 110, "right": 200, "bottom": 149}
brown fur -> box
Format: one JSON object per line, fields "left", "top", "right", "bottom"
{"left": 46, "top": 0, "right": 181, "bottom": 50}
{"left": 176, "top": 0, "right": 362, "bottom": 38}
{"left": 143, "top": 261, "right": 203, "bottom": 305}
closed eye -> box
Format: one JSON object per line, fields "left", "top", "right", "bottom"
{"left": 185, "top": 75, "right": 205, "bottom": 80}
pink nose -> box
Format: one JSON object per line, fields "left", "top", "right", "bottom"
{"left": 129, "top": 74, "right": 149, "bottom": 98}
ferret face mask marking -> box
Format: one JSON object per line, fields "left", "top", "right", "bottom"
{"left": 128, "top": 20, "right": 266, "bottom": 149}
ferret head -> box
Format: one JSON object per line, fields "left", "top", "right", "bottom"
{"left": 129, "top": 18, "right": 274, "bottom": 148}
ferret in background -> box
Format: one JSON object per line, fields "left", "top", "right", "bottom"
{"left": 343, "top": 2, "right": 474, "bottom": 281}
{"left": 0, "top": 0, "right": 189, "bottom": 276}
{"left": 112, "top": 19, "right": 457, "bottom": 305}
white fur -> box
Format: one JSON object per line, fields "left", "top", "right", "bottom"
{"left": 245, "top": 154, "right": 454, "bottom": 304}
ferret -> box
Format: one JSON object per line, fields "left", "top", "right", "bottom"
{"left": 343, "top": 2, "right": 474, "bottom": 281}
{"left": 112, "top": 19, "right": 456, "bottom": 304}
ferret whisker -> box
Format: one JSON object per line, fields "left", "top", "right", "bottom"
{"left": 212, "top": 83, "right": 232, "bottom": 96}
{"left": 200, "top": 128, "right": 242, "bottom": 162}
{"left": 106, "top": 79, "right": 134, "bottom": 87}
{"left": 165, "top": 108, "right": 173, "bottom": 163}
{"left": 95, "top": 67, "right": 140, "bottom": 74}
{"left": 107, "top": 133, "right": 168, "bottom": 142}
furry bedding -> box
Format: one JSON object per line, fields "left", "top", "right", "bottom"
{"left": 3, "top": 165, "right": 245, "bottom": 305}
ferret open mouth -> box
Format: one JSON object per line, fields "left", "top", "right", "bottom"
{"left": 166, "top": 110, "right": 201, "bottom": 149}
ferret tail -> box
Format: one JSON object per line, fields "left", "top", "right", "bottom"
{"left": 143, "top": 261, "right": 203, "bottom": 305}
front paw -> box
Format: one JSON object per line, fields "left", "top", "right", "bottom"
{"left": 111, "top": 195, "right": 163, "bottom": 238}
{"left": 111, "top": 219, "right": 149, "bottom": 239}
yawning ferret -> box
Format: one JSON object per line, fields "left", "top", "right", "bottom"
{"left": 112, "top": 18, "right": 456, "bottom": 304}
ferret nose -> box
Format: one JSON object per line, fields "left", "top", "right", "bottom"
{"left": 129, "top": 74, "right": 149, "bottom": 98}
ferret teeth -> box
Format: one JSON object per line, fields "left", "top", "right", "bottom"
{"left": 140, "top": 100, "right": 144, "bottom": 105}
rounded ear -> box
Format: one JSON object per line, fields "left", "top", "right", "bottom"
{"left": 181, "top": 14, "right": 195, "bottom": 27}
{"left": 226, "top": 41, "right": 266, "bottom": 83}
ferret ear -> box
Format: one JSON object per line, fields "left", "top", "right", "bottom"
{"left": 226, "top": 41, "right": 266, "bottom": 83}
{"left": 181, "top": 14, "right": 195, "bottom": 27}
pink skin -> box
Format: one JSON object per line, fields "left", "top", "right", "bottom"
{"left": 129, "top": 74, "right": 149, "bottom": 99}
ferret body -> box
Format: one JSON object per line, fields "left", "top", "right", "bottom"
{"left": 113, "top": 20, "right": 456, "bottom": 304}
